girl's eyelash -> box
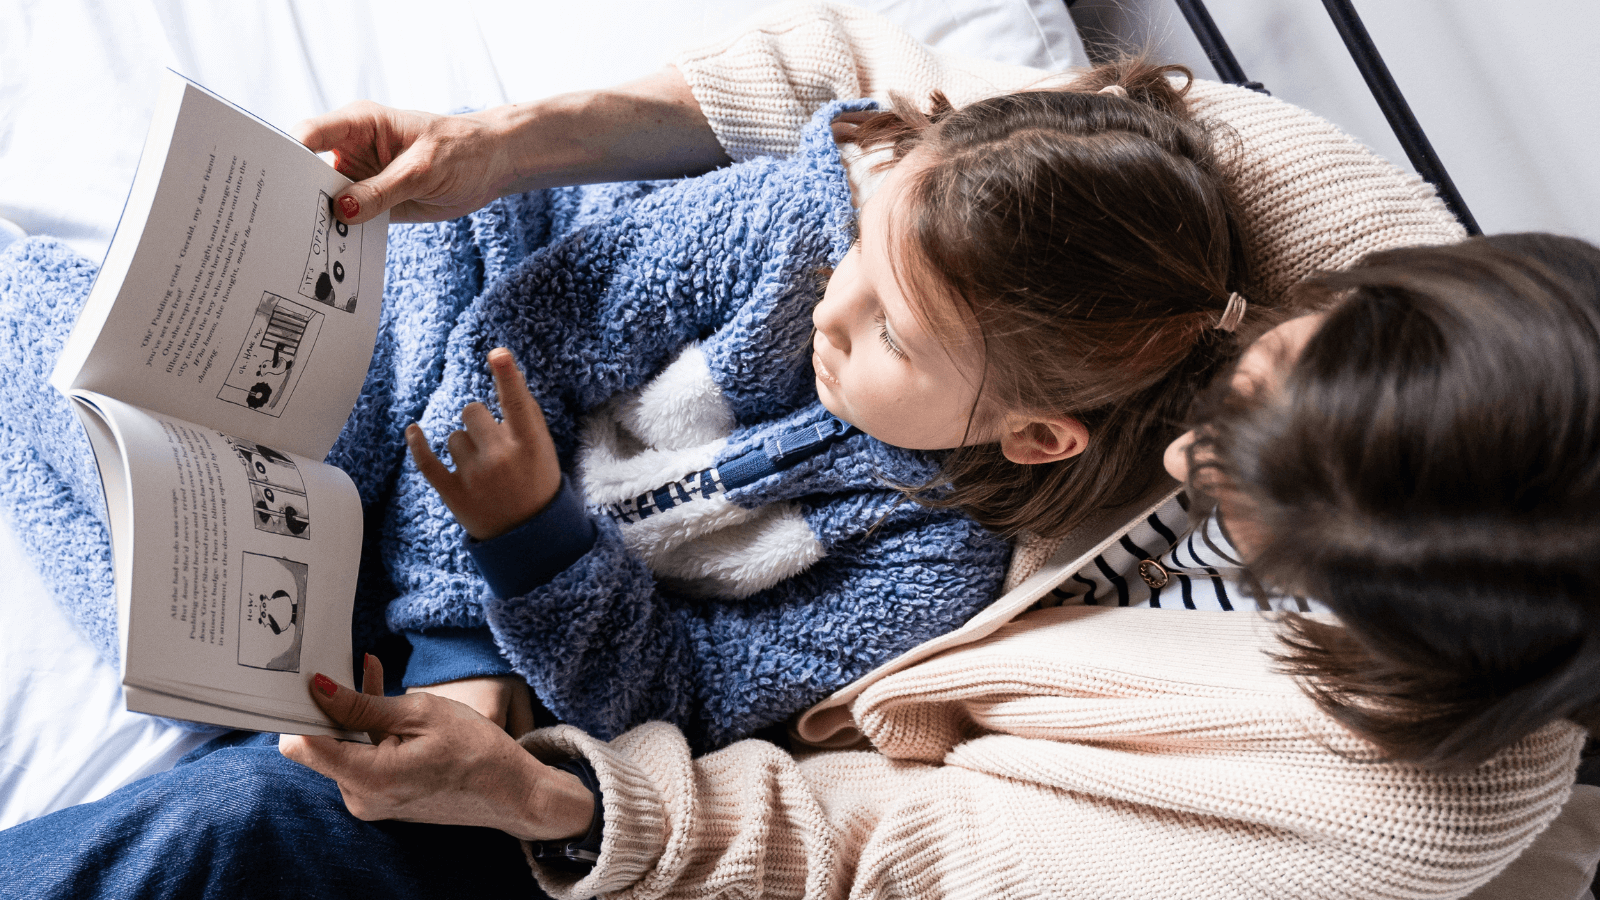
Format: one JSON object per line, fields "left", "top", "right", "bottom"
{"left": 875, "top": 312, "right": 907, "bottom": 359}
{"left": 847, "top": 214, "right": 861, "bottom": 247}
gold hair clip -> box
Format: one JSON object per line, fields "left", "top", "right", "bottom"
{"left": 1098, "top": 84, "right": 1128, "bottom": 98}
{"left": 1217, "top": 291, "right": 1247, "bottom": 332}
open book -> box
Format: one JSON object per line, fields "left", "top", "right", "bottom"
{"left": 50, "top": 72, "right": 388, "bottom": 736}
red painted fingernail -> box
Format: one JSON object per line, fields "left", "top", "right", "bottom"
{"left": 338, "top": 195, "right": 359, "bottom": 219}
{"left": 364, "top": 653, "right": 374, "bottom": 668}
{"left": 314, "top": 673, "right": 338, "bottom": 697}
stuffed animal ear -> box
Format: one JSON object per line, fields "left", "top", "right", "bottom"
{"left": 998, "top": 416, "right": 1088, "bottom": 465}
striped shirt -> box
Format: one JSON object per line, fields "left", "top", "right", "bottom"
{"left": 1037, "top": 494, "right": 1330, "bottom": 614}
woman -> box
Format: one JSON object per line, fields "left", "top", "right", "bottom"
{"left": 10, "top": 238, "right": 1589, "bottom": 899}
{"left": 276, "top": 234, "right": 1600, "bottom": 900}
{"left": 3, "top": 4, "right": 1579, "bottom": 899}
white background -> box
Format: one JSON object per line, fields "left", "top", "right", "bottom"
{"left": 1070, "top": 0, "right": 1600, "bottom": 243}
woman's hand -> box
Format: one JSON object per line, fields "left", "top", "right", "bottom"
{"left": 279, "top": 656, "right": 593, "bottom": 841}
{"left": 294, "top": 103, "right": 522, "bottom": 225}
{"left": 406, "top": 674, "right": 536, "bottom": 736}
{"left": 406, "top": 347, "right": 561, "bottom": 541}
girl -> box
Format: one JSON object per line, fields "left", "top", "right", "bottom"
{"left": 376, "top": 59, "right": 1259, "bottom": 751}
{"left": 0, "top": 61, "right": 1254, "bottom": 756}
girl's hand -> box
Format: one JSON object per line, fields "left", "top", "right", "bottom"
{"left": 279, "top": 656, "right": 593, "bottom": 841}
{"left": 406, "top": 348, "right": 561, "bottom": 541}
{"left": 406, "top": 674, "right": 536, "bottom": 736}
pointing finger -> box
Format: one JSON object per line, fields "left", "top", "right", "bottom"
{"left": 292, "top": 110, "right": 355, "bottom": 154}
{"left": 487, "top": 348, "right": 547, "bottom": 445}
{"left": 279, "top": 731, "right": 376, "bottom": 781}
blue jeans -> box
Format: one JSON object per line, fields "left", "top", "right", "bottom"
{"left": 0, "top": 732, "right": 549, "bottom": 900}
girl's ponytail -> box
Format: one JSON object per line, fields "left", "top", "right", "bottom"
{"left": 1072, "top": 57, "right": 1195, "bottom": 120}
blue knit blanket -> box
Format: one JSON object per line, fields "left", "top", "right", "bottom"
{"left": 0, "top": 102, "right": 1008, "bottom": 749}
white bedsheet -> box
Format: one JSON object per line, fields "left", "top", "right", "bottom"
{"left": 0, "top": 517, "right": 221, "bottom": 828}
{"left": 0, "top": 0, "right": 1085, "bottom": 828}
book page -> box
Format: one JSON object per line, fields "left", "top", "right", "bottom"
{"left": 53, "top": 72, "right": 387, "bottom": 462}
{"left": 123, "top": 686, "right": 362, "bottom": 741}
{"left": 71, "top": 392, "right": 362, "bottom": 735}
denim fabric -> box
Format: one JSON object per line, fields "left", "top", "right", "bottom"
{"left": 0, "top": 732, "right": 547, "bottom": 900}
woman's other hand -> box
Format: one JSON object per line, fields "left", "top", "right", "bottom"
{"left": 294, "top": 68, "right": 730, "bottom": 226}
{"left": 406, "top": 347, "right": 561, "bottom": 541}
{"left": 279, "top": 656, "right": 593, "bottom": 840}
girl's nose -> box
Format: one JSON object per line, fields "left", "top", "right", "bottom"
{"left": 813, "top": 287, "right": 850, "bottom": 353}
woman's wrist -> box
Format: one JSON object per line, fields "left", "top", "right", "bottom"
{"left": 506, "top": 754, "right": 598, "bottom": 841}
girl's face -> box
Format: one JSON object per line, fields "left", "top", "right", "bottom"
{"left": 812, "top": 152, "right": 988, "bottom": 450}
{"left": 1163, "top": 312, "right": 1325, "bottom": 557}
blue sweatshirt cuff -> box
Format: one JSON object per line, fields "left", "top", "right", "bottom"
{"left": 465, "top": 474, "right": 599, "bottom": 600}
{"left": 401, "top": 627, "right": 515, "bottom": 687}
{"left": 401, "top": 477, "right": 596, "bottom": 689}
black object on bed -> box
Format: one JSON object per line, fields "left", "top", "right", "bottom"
{"left": 1316, "top": 0, "right": 1481, "bottom": 235}
{"left": 1068, "top": 0, "right": 1483, "bottom": 236}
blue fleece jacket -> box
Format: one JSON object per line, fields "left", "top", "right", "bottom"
{"left": 377, "top": 103, "right": 1010, "bottom": 751}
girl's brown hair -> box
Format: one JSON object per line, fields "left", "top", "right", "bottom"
{"left": 1185, "top": 234, "right": 1600, "bottom": 769}
{"left": 844, "top": 60, "right": 1261, "bottom": 538}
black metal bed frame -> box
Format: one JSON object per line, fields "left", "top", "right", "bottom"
{"left": 1069, "top": 0, "right": 1481, "bottom": 235}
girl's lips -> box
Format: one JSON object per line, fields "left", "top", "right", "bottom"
{"left": 812, "top": 350, "right": 842, "bottom": 388}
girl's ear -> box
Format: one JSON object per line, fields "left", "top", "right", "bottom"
{"left": 998, "top": 416, "right": 1089, "bottom": 465}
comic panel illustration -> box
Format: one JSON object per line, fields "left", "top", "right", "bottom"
{"left": 237, "top": 552, "right": 308, "bottom": 672}
{"left": 216, "top": 292, "right": 323, "bottom": 416}
{"left": 299, "top": 191, "right": 362, "bottom": 313}
{"left": 226, "top": 436, "right": 310, "bottom": 538}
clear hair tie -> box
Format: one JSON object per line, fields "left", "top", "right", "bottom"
{"left": 1217, "top": 291, "right": 1248, "bottom": 332}
{"left": 1098, "top": 84, "right": 1128, "bottom": 98}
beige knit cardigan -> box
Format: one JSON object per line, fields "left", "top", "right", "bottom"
{"left": 517, "top": 5, "right": 1581, "bottom": 899}
{"left": 525, "top": 606, "right": 1582, "bottom": 900}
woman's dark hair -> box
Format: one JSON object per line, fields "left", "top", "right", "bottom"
{"left": 1186, "top": 233, "right": 1600, "bottom": 769}
{"left": 842, "top": 59, "right": 1261, "bottom": 538}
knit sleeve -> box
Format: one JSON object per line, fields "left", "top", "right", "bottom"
{"left": 672, "top": 0, "right": 1054, "bottom": 162}
{"left": 485, "top": 502, "right": 1009, "bottom": 753}
{"left": 520, "top": 721, "right": 955, "bottom": 900}
{"left": 515, "top": 608, "right": 1588, "bottom": 900}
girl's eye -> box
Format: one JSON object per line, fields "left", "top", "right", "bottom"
{"left": 875, "top": 312, "right": 907, "bottom": 360}
{"left": 847, "top": 214, "right": 861, "bottom": 247}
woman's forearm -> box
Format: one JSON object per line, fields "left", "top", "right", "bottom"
{"left": 492, "top": 67, "right": 732, "bottom": 195}
{"left": 296, "top": 67, "right": 731, "bottom": 224}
